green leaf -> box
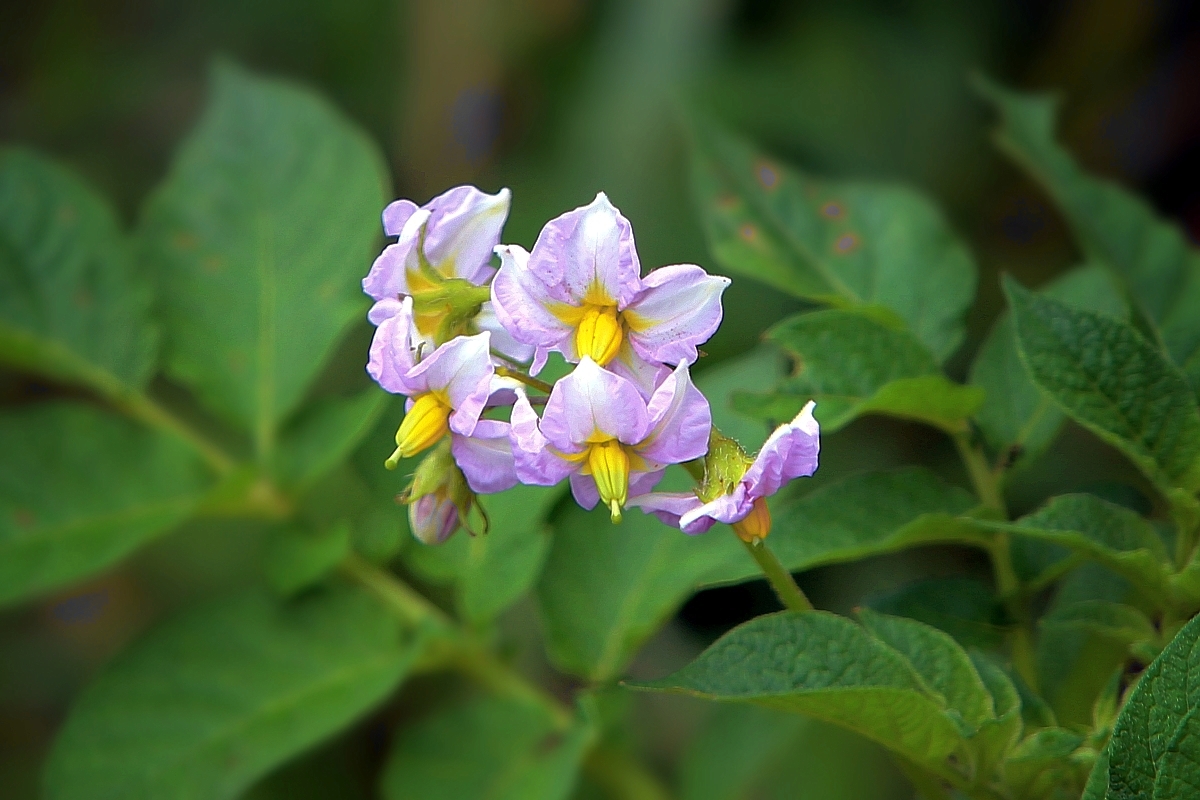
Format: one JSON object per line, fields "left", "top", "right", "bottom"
{"left": 0, "top": 148, "right": 157, "bottom": 394}
{"left": 1004, "top": 728, "right": 1092, "bottom": 799}
{"left": 690, "top": 123, "right": 976, "bottom": 360}
{"left": 273, "top": 389, "right": 389, "bottom": 493}
{"left": 629, "top": 611, "right": 964, "bottom": 771}
{"left": 970, "top": 265, "right": 1127, "bottom": 470}
{"left": 982, "top": 493, "right": 1170, "bottom": 603}
{"left": 379, "top": 696, "right": 592, "bottom": 800}
{"left": 1041, "top": 600, "right": 1158, "bottom": 648}
{"left": 867, "top": 577, "right": 1007, "bottom": 650}
{"left": 976, "top": 78, "right": 1200, "bottom": 397}
{"left": 1105, "top": 613, "right": 1200, "bottom": 798}
{"left": 139, "top": 61, "right": 387, "bottom": 456}
{"left": 969, "top": 652, "right": 1024, "bottom": 777}
{"left": 405, "top": 483, "right": 564, "bottom": 626}
{"left": 745, "top": 309, "right": 983, "bottom": 432}
{"left": 264, "top": 523, "right": 351, "bottom": 596}
{"left": 0, "top": 402, "right": 210, "bottom": 607}
{"left": 768, "top": 468, "right": 984, "bottom": 571}
{"left": 44, "top": 585, "right": 420, "bottom": 800}
{"left": 1004, "top": 277, "right": 1200, "bottom": 496}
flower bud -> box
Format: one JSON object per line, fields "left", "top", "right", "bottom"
{"left": 409, "top": 493, "right": 460, "bottom": 545}
{"left": 732, "top": 496, "right": 772, "bottom": 542}
{"left": 404, "top": 439, "right": 477, "bottom": 545}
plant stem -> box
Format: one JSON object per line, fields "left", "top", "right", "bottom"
{"left": 340, "top": 553, "right": 573, "bottom": 728}
{"left": 584, "top": 745, "right": 675, "bottom": 800}
{"left": 952, "top": 432, "right": 1005, "bottom": 515}
{"left": 114, "top": 390, "right": 237, "bottom": 475}
{"left": 495, "top": 366, "right": 555, "bottom": 395}
{"left": 740, "top": 535, "right": 813, "bottom": 612}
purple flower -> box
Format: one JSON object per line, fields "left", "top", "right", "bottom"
{"left": 410, "top": 493, "right": 460, "bottom": 545}
{"left": 509, "top": 357, "right": 711, "bottom": 521}
{"left": 490, "top": 193, "right": 730, "bottom": 394}
{"left": 628, "top": 401, "right": 819, "bottom": 541}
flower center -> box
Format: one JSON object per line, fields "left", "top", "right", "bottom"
{"left": 586, "top": 438, "right": 630, "bottom": 523}
{"left": 575, "top": 304, "right": 623, "bottom": 366}
{"left": 732, "top": 496, "right": 772, "bottom": 543}
{"left": 389, "top": 392, "right": 450, "bottom": 465}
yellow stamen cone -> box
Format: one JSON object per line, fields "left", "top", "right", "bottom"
{"left": 732, "top": 496, "right": 772, "bottom": 543}
{"left": 587, "top": 439, "right": 630, "bottom": 523}
{"left": 575, "top": 305, "right": 623, "bottom": 366}
{"left": 390, "top": 393, "right": 451, "bottom": 463}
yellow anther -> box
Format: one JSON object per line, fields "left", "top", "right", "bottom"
{"left": 732, "top": 496, "right": 772, "bottom": 543}
{"left": 587, "top": 439, "right": 630, "bottom": 522}
{"left": 388, "top": 393, "right": 450, "bottom": 465}
{"left": 575, "top": 304, "right": 623, "bottom": 366}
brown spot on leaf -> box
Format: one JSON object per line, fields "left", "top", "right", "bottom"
{"left": 833, "top": 233, "right": 860, "bottom": 254}
{"left": 202, "top": 256, "right": 223, "bottom": 274}
{"left": 821, "top": 202, "right": 844, "bottom": 219}
{"left": 173, "top": 232, "right": 199, "bottom": 250}
{"left": 739, "top": 223, "right": 758, "bottom": 242}
{"left": 13, "top": 508, "right": 36, "bottom": 529}
{"left": 754, "top": 161, "right": 779, "bottom": 190}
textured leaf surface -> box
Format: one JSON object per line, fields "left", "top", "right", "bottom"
{"left": 139, "top": 62, "right": 387, "bottom": 454}
{"left": 1105, "top": 613, "right": 1200, "bottom": 799}
{"left": 380, "top": 696, "right": 591, "bottom": 800}
{"left": 867, "top": 578, "right": 1007, "bottom": 650}
{"left": 631, "top": 611, "right": 963, "bottom": 769}
{"left": 0, "top": 148, "right": 156, "bottom": 392}
{"left": 44, "top": 586, "right": 419, "bottom": 800}
{"left": 1041, "top": 600, "right": 1158, "bottom": 648}
{"left": 691, "top": 124, "right": 976, "bottom": 360}
{"left": 970, "top": 265, "right": 1127, "bottom": 470}
{"left": 0, "top": 402, "right": 209, "bottom": 606}
{"left": 1005, "top": 278, "right": 1200, "bottom": 495}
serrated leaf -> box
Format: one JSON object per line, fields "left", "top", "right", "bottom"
{"left": 690, "top": 123, "right": 976, "bottom": 360}
{"left": 745, "top": 309, "right": 982, "bottom": 432}
{"left": 44, "top": 585, "right": 421, "bottom": 800}
{"left": 970, "top": 265, "right": 1127, "bottom": 471}
{"left": 867, "top": 577, "right": 1007, "bottom": 650}
{"left": 0, "top": 148, "right": 157, "bottom": 393}
{"left": 1105, "top": 613, "right": 1200, "bottom": 798}
{"left": 976, "top": 78, "right": 1200, "bottom": 397}
{"left": 629, "top": 611, "right": 964, "bottom": 771}
{"left": 0, "top": 402, "right": 210, "bottom": 607}
{"left": 379, "top": 696, "right": 592, "bottom": 800}
{"left": 273, "top": 389, "right": 389, "bottom": 493}
{"left": 1005, "top": 278, "right": 1200, "bottom": 496}
{"left": 768, "top": 468, "right": 984, "bottom": 571}
{"left": 139, "top": 61, "right": 387, "bottom": 456}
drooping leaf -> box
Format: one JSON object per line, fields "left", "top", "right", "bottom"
{"left": 44, "top": 585, "right": 421, "bottom": 800}
{"left": 867, "top": 577, "right": 1007, "bottom": 650}
{"left": 970, "top": 265, "right": 1127, "bottom": 471}
{"left": 379, "top": 696, "right": 592, "bottom": 800}
{"left": 976, "top": 78, "right": 1200, "bottom": 397}
{"left": 741, "top": 309, "right": 983, "bottom": 432}
{"left": 1004, "top": 278, "right": 1200, "bottom": 497}
{"left": 273, "top": 389, "right": 389, "bottom": 493}
{"left": 0, "top": 148, "right": 157, "bottom": 394}
{"left": 690, "top": 123, "right": 976, "bottom": 360}
{"left": 768, "top": 468, "right": 984, "bottom": 571}
{"left": 630, "top": 611, "right": 965, "bottom": 771}
{"left": 1105, "top": 613, "right": 1200, "bottom": 799}
{"left": 0, "top": 402, "right": 210, "bottom": 607}
{"left": 139, "top": 61, "right": 388, "bottom": 456}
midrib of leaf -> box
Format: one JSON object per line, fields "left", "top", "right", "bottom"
{"left": 0, "top": 496, "right": 198, "bottom": 552}
{"left": 115, "top": 649, "right": 405, "bottom": 799}
{"left": 255, "top": 211, "right": 277, "bottom": 461}
{"left": 707, "top": 151, "right": 862, "bottom": 303}
{"left": 0, "top": 321, "right": 130, "bottom": 399}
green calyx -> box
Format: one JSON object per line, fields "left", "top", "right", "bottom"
{"left": 696, "top": 427, "right": 755, "bottom": 503}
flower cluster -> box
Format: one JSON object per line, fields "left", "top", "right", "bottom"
{"left": 363, "top": 186, "right": 820, "bottom": 544}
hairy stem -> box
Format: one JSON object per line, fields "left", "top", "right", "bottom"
{"left": 741, "top": 535, "right": 813, "bottom": 612}
{"left": 114, "top": 391, "right": 237, "bottom": 475}
{"left": 495, "top": 366, "right": 555, "bottom": 395}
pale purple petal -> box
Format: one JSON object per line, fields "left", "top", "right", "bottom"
{"left": 490, "top": 244, "right": 574, "bottom": 369}
{"left": 680, "top": 485, "right": 753, "bottom": 531}
{"left": 367, "top": 297, "right": 419, "bottom": 395}
{"left": 527, "top": 193, "right": 642, "bottom": 308}
{"left": 626, "top": 265, "right": 730, "bottom": 365}
{"left": 475, "top": 300, "right": 536, "bottom": 365}
{"left": 383, "top": 199, "right": 419, "bottom": 237}
{"left": 362, "top": 208, "right": 430, "bottom": 301}
{"left": 627, "top": 491, "right": 712, "bottom": 533}
{"left": 406, "top": 332, "right": 494, "bottom": 435}
{"left": 539, "top": 358, "right": 650, "bottom": 450}
{"left": 629, "top": 468, "right": 665, "bottom": 497}
{"left": 607, "top": 341, "right": 671, "bottom": 400}
{"left": 743, "top": 400, "right": 820, "bottom": 499}
{"left": 569, "top": 473, "right": 600, "bottom": 510}
{"left": 422, "top": 186, "right": 510, "bottom": 284}
{"left": 638, "top": 362, "right": 711, "bottom": 468}
{"left": 510, "top": 390, "right": 578, "bottom": 486}
{"left": 452, "top": 420, "right": 519, "bottom": 494}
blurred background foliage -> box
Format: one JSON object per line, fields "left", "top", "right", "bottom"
{"left": 3, "top": 0, "right": 1200, "bottom": 797}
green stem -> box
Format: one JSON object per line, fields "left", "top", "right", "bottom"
{"left": 114, "top": 391, "right": 236, "bottom": 475}
{"left": 989, "top": 533, "right": 1039, "bottom": 690}
{"left": 584, "top": 745, "right": 675, "bottom": 800}
{"left": 741, "top": 535, "right": 813, "bottom": 611}
{"left": 496, "top": 366, "right": 555, "bottom": 394}
{"left": 340, "top": 553, "right": 572, "bottom": 728}
{"left": 952, "top": 432, "right": 1005, "bottom": 515}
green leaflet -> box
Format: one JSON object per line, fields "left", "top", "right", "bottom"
{"left": 970, "top": 264, "right": 1127, "bottom": 471}
{"left": 741, "top": 309, "right": 983, "bottom": 432}
{"left": 0, "top": 402, "right": 210, "bottom": 607}
{"left": 768, "top": 467, "right": 984, "bottom": 571}
{"left": 1004, "top": 728, "right": 1093, "bottom": 799}
{"left": 379, "top": 696, "right": 593, "bottom": 800}
{"left": 264, "top": 523, "right": 351, "bottom": 596}
{"left": 0, "top": 148, "right": 157, "bottom": 394}
{"left": 272, "top": 389, "right": 389, "bottom": 494}
{"left": 690, "top": 123, "right": 976, "bottom": 361}
{"left": 1005, "top": 278, "right": 1200, "bottom": 497}
{"left": 1105, "top": 613, "right": 1200, "bottom": 799}
{"left": 139, "top": 61, "right": 388, "bottom": 458}
{"left": 867, "top": 577, "right": 1007, "bottom": 650}
{"left": 976, "top": 78, "right": 1200, "bottom": 397}
{"left": 1041, "top": 600, "right": 1159, "bottom": 649}
{"left": 43, "top": 586, "right": 420, "bottom": 800}
{"left": 629, "top": 611, "right": 964, "bottom": 772}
